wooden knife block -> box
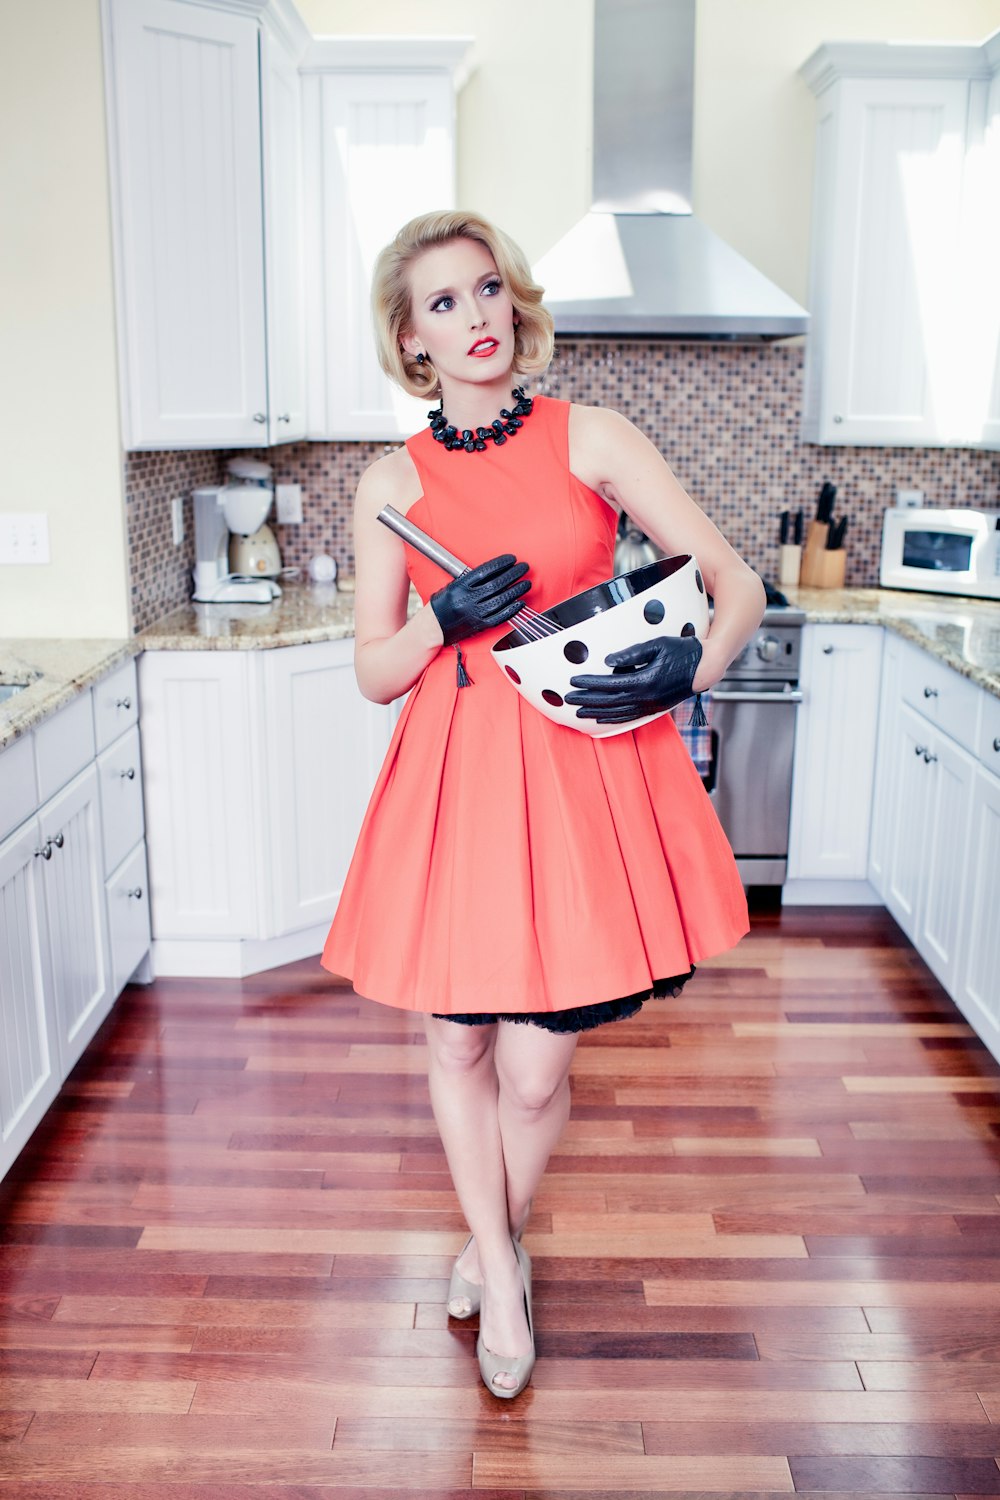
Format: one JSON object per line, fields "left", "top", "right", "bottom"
{"left": 798, "top": 521, "right": 846, "bottom": 589}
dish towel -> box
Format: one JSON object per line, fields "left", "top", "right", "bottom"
{"left": 671, "top": 691, "right": 713, "bottom": 776}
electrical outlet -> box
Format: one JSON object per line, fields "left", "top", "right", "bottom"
{"left": 895, "top": 488, "right": 924, "bottom": 509}
{"left": 276, "top": 483, "right": 303, "bottom": 525}
{"left": 171, "top": 496, "right": 185, "bottom": 546}
{"left": 0, "top": 512, "right": 50, "bottom": 564}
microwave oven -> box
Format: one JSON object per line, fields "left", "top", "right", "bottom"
{"left": 880, "top": 507, "right": 1000, "bottom": 601}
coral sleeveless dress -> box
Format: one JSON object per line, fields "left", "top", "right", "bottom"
{"left": 321, "top": 396, "right": 748, "bottom": 1029}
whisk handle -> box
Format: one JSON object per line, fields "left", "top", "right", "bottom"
{"left": 377, "top": 504, "right": 468, "bottom": 579}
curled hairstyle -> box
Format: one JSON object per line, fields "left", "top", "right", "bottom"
{"left": 371, "top": 210, "right": 554, "bottom": 400}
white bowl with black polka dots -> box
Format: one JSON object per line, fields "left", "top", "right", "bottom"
{"left": 490, "top": 554, "right": 709, "bottom": 738}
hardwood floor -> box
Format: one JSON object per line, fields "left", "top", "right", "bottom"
{"left": 1, "top": 904, "right": 999, "bottom": 1496}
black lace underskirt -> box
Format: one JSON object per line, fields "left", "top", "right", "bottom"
{"left": 433, "top": 965, "right": 696, "bottom": 1034}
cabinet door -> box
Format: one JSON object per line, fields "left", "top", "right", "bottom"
{"left": 38, "top": 766, "right": 112, "bottom": 1077}
{"left": 0, "top": 818, "right": 59, "bottom": 1183}
{"left": 867, "top": 630, "right": 901, "bottom": 896}
{"left": 787, "top": 624, "right": 883, "bottom": 880}
{"left": 261, "top": 24, "right": 306, "bottom": 444}
{"left": 106, "top": 0, "right": 269, "bottom": 447}
{"left": 305, "top": 72, "right": 455, "bottom": 439}
{"left": 884, "top": 701, "right": 932, "bottom": 940}
{"left": 138, "top": 652, "right": 260, "bottom": 938}
{"left": 815, "top": 78, "right": 968, "bottom": 447}
{"left": 916, "top": 729, "right": 976, "bottom": 995}
{"left": 263, "top": 640, "right": 398, "bottom": 933}
{"left": 955, "top": 766, "right": 1000, "bottom": 1040}
{"left": 106, "top": 842, "right": 152, "bottom": 998}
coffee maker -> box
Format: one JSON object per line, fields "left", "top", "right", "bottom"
{"left": 191, "top": 460, "right": 283, "bottom": 604}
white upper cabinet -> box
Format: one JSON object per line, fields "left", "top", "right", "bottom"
{"left": 800, "top": 38, "right": 1000, "bottom": 449}
{"left": 103, "top": 0, "right": 308, "bottom": 449}
{"left": 301, "top": 41, "right": 471, "bottom": 440}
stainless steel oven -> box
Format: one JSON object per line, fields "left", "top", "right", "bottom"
{"left": 703, "top": 607, "right": 805, "bottom": 885}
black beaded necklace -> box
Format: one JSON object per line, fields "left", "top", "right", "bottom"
{"left": 428, "top": 387, "right": 534, "bottom": 452}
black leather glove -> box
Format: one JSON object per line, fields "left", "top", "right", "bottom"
{"left": 430, "top": 554, "right": 531, "bottom": 646}
{"left": 565, "top": 635, "right": 703, "bottom": 724}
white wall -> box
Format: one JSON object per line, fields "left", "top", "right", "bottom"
{"left": 300, "top": 0, "right": 1000, "bottom": 304}
{"left": 0, "top": 0, "right": 131, "bottom": 639}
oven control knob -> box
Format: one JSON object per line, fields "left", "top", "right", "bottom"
{"left": 756, "top": 635, "right": 780, "bottom": 663}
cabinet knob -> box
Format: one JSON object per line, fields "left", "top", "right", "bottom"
{"left": 822, "top": 645, "right": 834, "bottom": 654}
{"left": 923, "top": 686, "right": 938, "bottom": 698}
{"left": 116, "top": 696, "right": 131, "bottom": 710}
{"left": 277, "top": 413, "right": 291, "bottom": 423}
{"left": 52, "top": 832, "right": 64, "bottom": 849}
{"left": 119, "top": 767, "right": 136, "bottom": 780}
{"left": 126, "top": 886, "right": 143, "bottom": 900}
{"left": 253, "top": 413, "right": 266, "bottom": 424}
{"left": 35, "top": 840, "right": 53, "bottom": 860}
{"left": 914, "top": 744, "right": 926, "bottom": 757}
{"left": 833, "top": 414, "right": 843, "bottom": 423}
{"left": 923, "top": 750, "right": 937, "bottom": 764}
{"left": 993, "top": 736, "right": 1000, "bottom": 753}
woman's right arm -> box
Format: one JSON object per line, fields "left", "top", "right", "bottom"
{"left": 352, "top": 456, "right": 445, "bottom": 705}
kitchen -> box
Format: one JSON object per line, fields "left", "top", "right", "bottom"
{"left": 2, "top": 0, "right": 1000, "bottom": 1489}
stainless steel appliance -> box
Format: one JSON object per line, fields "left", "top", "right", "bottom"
{"left": 704, "top": 605, "right": 805, "bottom": 885}
{"left": 880, "top": 507, "right": 1000, "bottom": 601}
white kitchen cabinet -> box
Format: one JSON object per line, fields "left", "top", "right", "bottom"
{"left": 0, "top": 662, "right": 152, "bottom": 1182}
{"left": 139, "top": 641, "right": 400, "bottom": 975}
{"left": 37, "top": 765, "right": 112, "bottom": 1077}
{"left": 866, "top": 628, "right": 901, "bottom": 896}
{"left": 800, "top": 41, "right": 1000, "bottom": 450}
{"left": 301, "top": 41, "right": 470, "bottom": 440}
{"left": 262, "top": 639, "right": 399, "bottom": 934}
{"left": 138, "top": 652, "right": 261, "bottom": 941}
{"left": 785, "top": 623, "right": 883, "bottom": 899}
{"left": 955, "top": 764, "right": 1000, "bottom": 1049}
{"left": 103, "top": 0, "right": 308, "bottom": 449}
{"left": 0, "top": 817, "right": 59, "bottom": 1182}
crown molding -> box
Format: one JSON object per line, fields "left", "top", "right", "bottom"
{"left": 800, "top": 38, "right": 996, "bottom": 95}
{"left": 300, "top": 36, "right": 474, "bottom": 88}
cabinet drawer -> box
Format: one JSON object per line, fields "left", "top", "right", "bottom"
{"left": 97, "top": 725, "right": 145, "bottom": 877}
{"left": 93, "top": 659, "right": 139, "bottom": 753}
{"left": 980, "top": 691, "right": 1000, "bottom": 774}
{"left": 900, "top": 646, "right": 981, "bottom": 752}
{"left": 0, "top": 734, "right": 35, "bottom": 844}
{"left": 106, "top": 842, "right": 151, "bottom": 997}
{"left": 34, "top": 692, "right": 96, "bottom": 804}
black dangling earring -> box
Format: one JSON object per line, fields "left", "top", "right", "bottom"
{"left": 416, "top": 352, "right": 426, "bottom": 365}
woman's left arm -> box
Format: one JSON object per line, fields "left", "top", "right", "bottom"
{"left": 569, "top": 405, "right": 766, "bottom": 692}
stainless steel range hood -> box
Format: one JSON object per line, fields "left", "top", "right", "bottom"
{"left": 534, "top": 0, "right": 809, "bottom": 341}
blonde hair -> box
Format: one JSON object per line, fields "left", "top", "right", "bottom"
{"left": 371, "top": 210, "right": 554, "bottom": 400}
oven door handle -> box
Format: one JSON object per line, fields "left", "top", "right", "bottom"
{"left": 710, "top": 689, "right": 804, "bottom": 704}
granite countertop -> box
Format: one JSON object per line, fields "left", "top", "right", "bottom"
{"left": 782, "top": 585, "right": 1000, "bottom": 697}
{"left": 2, "top": 583, "right": 998, "bottom": 751}
{"left": 0, "top": 638, "right": 140, "bottom": 751}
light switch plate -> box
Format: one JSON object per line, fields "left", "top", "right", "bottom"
{"left": 0, "top": 512, "right": 50, "bottom": 564}
{"left": 276, "top": 483, "right": 303, "bottom": 525}
{"left": 895, "top": 488, "right": 924, "bottom": 509}
{"left": 171, "top": 496, "right": 185, "bottom": 546}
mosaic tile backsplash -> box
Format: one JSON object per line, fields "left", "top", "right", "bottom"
{"left": 126, "top": 341, "right": 1000, "bottom": 633}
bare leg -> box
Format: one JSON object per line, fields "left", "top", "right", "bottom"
{"left": 422, "top": 1016, "right": 529, "bottom": 1391}
{"left": 494, "top": 1021, "right": 579, "bottom": 1238}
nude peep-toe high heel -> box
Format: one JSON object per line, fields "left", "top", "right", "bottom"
{"left": 446, "top": 1236, "right": 481, "bottom": 1320}
{"left": 476, "top": 1239, "right": 535, "bottom": 1400}
{"left": 446, "top": 1204, "right": 531, "bottom": 1321}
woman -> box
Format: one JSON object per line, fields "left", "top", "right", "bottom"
{"left": 322, "top": 210, "right": 765, "bottom": 1398}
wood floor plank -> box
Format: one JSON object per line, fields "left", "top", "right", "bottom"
{"left": 4, "top": 905, "right": 1000, "bottom": 1495}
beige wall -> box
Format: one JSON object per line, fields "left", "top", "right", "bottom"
{"left": 301, "top": 0, "right": 1000, "bottom": 302}
{"left": 0, "top": 0, "right": 131, "bottom": 639}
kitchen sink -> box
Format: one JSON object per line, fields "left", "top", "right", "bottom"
{"left": 0, "top": 682, "right": 30, "bottom": 703}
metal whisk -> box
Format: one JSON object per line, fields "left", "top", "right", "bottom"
{"left": 377, "top": 505, "right": 560, "bottom": 643}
